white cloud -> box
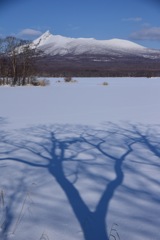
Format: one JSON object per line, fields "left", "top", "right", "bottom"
{"left": 18, "top": 28, "right": 42, "bottom": 37}
{"left": 122, "top": 17, "right": 142, "bottom": 22}
{"left": 130, "top": 27, "right": 160, "bottom": 40}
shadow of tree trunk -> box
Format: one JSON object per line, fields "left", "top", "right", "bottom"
{"left": 37, "top": 129, "right": 134, "bottom": 240}
{"left": 0, "top": 123, "right": 159, "bottom": 240}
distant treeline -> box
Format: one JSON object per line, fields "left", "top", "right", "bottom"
{"left": 34, "top": 55, "right": 160, "bottom": 78}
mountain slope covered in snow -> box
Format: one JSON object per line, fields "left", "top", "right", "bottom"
{"left": 32, "top": 31, "right": 158, "bottom": 57}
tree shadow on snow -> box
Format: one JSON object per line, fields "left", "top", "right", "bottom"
{"left": 0, "top": 122, "right": 160, "bottom": 240}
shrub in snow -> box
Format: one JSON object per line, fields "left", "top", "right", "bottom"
{"left": 30, "top": 78, "right": 50, "bottom": 86}
{"left": 64, "top": 77, "right": 78, "bottom": 83}
{"left": 102, "top": 81, "right": 109, "bottom": 86}
{"left": 64, "top": 76, "right": 72, "bottom": 82}
{"left": 38, "top": 79, "right": 50, "bottom": 86}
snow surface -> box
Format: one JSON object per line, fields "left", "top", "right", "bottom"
{"left": 32, "top": 31, "right": 147, "bottom": 56}
{"left": 0, "top": 77, "right": 160, "bottom": 240}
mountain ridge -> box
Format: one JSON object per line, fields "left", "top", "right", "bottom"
{"left": 32, "top": 30, "right": 156, "bottom": 57}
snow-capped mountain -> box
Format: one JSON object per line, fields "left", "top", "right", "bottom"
{"left": 31, "top": 30, "right": 159, "bottom": 58}
{"left": 25, "top": 31, "right": 160, "bottom": 77}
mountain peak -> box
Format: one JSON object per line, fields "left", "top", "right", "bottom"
{"left": 33, "top": 30, "right": 53, "bottom": 47}
{"left": 41, "top": 30, "right": 51, "bottom": 37}
{"left": 39, "top": 30, "right": 52, "bottom": 40}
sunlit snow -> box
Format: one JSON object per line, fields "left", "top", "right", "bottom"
{"left": 0, "top": 77, "right": 160, "bottom": 240}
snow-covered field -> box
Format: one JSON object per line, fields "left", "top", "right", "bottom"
{"left": 0, "top": 77, "right": 160, "bottom": 240}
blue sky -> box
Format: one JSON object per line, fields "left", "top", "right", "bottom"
{"left": 1, "top": 0, "right": 160, "bottom": 49}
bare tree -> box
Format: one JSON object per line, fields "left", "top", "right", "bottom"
{"left": 0, "top": 36, "right": 43, "bottom": 86}
{"left": 4, "top": 37, "right": 20, "bottom": 85}
{"left": 19, "top": 41, "right": 43, "bottom": 85}
{"left": 0, "top": 38, "right": 7, "bottom": 84}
